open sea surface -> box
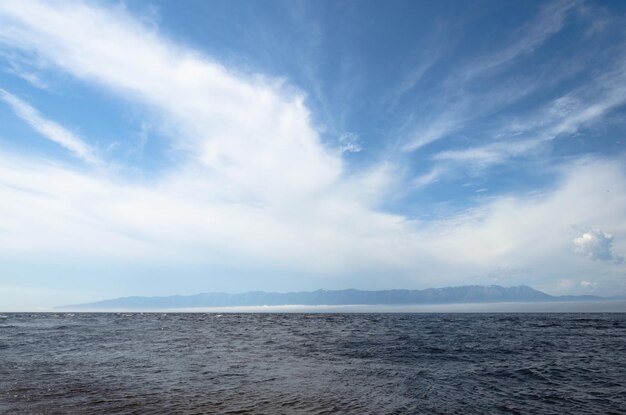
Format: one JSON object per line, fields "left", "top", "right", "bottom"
{"left": 1, "top": 313, "right": 625, "bottom": 414}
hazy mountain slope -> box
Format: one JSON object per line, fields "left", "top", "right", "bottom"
{"left": 62, "top": 285, "right": 607, "bottom": 310}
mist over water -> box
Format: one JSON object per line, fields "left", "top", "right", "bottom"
{"left": 156, "top": 300, "right": 626, "bottom": 314}
{"left": 1, "top": 313, "right": 625, "bottom": 414}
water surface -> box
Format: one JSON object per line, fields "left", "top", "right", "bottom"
{"left": 1, "top": 313, "right": 625, "bottom": 414}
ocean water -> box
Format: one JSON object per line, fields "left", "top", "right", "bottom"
{"left": 1, "top": 313, "right": 625, "bottom": 414}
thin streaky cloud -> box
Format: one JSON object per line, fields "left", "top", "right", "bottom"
{"left": 405, "top": 6, "right": 626, "bottom": 187}
{"left": 403, "top": 1, "right": 577, "bottom": 152}
{"left": 0, "top": 88, "right": 98, "bottom": 163}
{"left": 456, "top": 0, "right": 577, "bottom": 82}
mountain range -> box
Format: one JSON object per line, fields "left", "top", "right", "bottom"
{"left": 62, "top": 285, "right": 609, "bottom": 310}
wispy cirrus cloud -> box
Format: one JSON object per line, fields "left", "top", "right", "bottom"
{"left": 0, "top": 88, "right": 98, "bottom": 163}
{"left": 456, "top": 0, "right": 577, "bottom": 82}
{"left": 447, "top": 57, "right": 626, "bottom": 171}
{"left": 2, "top": 61, "right": 49, "bottom": 90}
{"left": 403, "top": 1, "right": 578, "bottom": 152}
{"left": 401, "top": 0, "right": 626, "bottom": 187}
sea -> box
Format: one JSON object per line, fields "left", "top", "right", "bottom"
{"left": 1, "top": 313, "right": 625, "bottom": 414}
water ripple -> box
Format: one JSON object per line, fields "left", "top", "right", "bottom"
{"left": 0, "top": 313, "right": 625, "bottom": 414}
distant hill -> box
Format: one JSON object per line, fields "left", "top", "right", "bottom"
{"left": 62, "top": 285, "right": 608, "bottom": 310}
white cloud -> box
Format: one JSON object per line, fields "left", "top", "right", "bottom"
{"left": 498, "top": 61, "right": 626, "bottom": 144}
{"left": 580, "top": 280, "right": 597, "bottom": 290}
{"left": 573, "top": 229, "right": 623, "bottom": 264}
{"left": 402, "top": 1, "right": 626, "bottom": 188}
{"left": 408, "top": 52, "right": 626, "bottom": 186}
{"left": 404, "top": 115, "right": 460, "bottom": 152}
{"left": 0, "top": 150, "right": 412, "bottom": 276}
{"left": 0, "top": 1, "right": 414, "bottom": 281}
{"left": 411, "top": 167, "right": 443, "bottom": 188}
{"left": 0, "top": 88, "right": 98, "bottom": 163}
{"left": 0, "top": 139, "right": 625, "bottom": 296}
{"left": 548, "top": 75, "right": 626, "bottom": 138}
{"left": 403, "top": 1, "right": 577, "bottom": 152}
{"left": 458, "top": 0, "right": 576, "bottom": 81}
{"left": 2, "top": 61, "right": 49, "bottom": 89}
{"left": 0, "top": 1, "right": 625, "bottom": 303}
{"left": 339, "top": 132, "right": 362, "bottom": 153}
{"left": 416, "top": 140, "right": 541, "bottom": 186}
{"left": 434, "top": 145, "right": 515, "bottom": 167}
{"left": 0, "top": 0, "right": 341, "bottom": 202}
{"left": 407, "top": 159, "right": 626, "bottom": 291}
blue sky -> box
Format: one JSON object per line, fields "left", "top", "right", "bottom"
{"left": 1, "top": 0, "right": 626, "bottom": 310}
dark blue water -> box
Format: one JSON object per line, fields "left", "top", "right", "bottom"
{"left": 1, "top": 313, "right": 625, "bottom": 414}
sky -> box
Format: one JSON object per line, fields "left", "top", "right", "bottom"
{"left": 1, "top": 0, "right": 626, "bottom": 310}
